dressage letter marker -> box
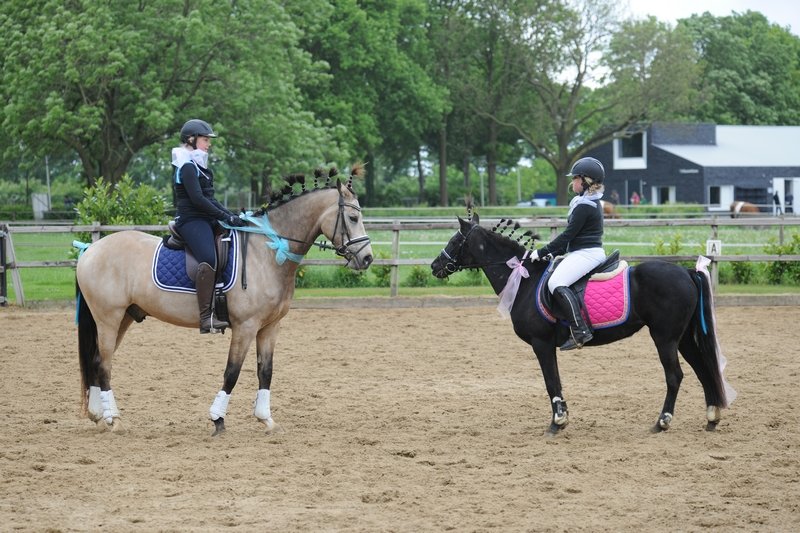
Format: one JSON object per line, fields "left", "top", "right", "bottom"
{"left": 706, "top": 240, "right": 722, "bottom": 256}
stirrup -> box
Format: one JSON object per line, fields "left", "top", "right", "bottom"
{"left": 200, "top": 315, "right": 229, "bottom": 334}
{"left": 560, "top": 330, "right": 593, "bottom": 351}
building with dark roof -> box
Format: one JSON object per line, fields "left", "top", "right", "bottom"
{"left": 585, "top": 123, "right": 800, "bottom": 213}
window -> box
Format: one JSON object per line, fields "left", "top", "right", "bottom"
{"left": 619, "top": 133, "right": 644, "bottom": 158}
{"left": 613, "top": 132, "right": 647, "bottom": 170}
{"left": 709, "top": 186, "right": 720, "bottom": 205}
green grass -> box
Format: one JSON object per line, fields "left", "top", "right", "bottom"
{"left": 3, "top": 225, "right": 799, "bottom": 303}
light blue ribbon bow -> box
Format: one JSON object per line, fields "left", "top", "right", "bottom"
{"left": 220, "top": 212, "right": 304, "bottom": 265}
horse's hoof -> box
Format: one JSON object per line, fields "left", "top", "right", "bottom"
{"left": 109, "top": 417, "right": 125, "bottom": 433}
{"left": 545, "top": 421, "right": 567, "bottom": 436}
{"left": 705, "top": 421, "right": 719, "bottom": 432}
{"left": 211, "top": 417, "right": 226, "bottom": 437}
{"left": 260, "top": 417, "right": 283, "bottom": 434}
{"left": 95, "top": 417, "right": 124, "bottom": 433}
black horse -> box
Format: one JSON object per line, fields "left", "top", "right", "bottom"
{"left": 431, "top": 213, "right": 735, "bottom": 434}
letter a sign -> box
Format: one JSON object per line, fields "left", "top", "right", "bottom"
{"left": 706, "top": 239, "right": 722, "bottom": 256}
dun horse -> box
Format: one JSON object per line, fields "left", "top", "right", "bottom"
{"left": 431, "top": 212, "right": 735, "bottom": 434}
{"left": 76, "top": 166, "right": 373, "bottom": 435}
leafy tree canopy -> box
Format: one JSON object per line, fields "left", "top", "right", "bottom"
{"left": 0, "top": 0, "right": 344, "bottom": 189}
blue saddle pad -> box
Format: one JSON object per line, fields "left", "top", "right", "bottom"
{"left": 151, "top": 231, "right": 238, "bottom": 294}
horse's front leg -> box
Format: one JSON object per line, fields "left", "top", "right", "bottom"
{"left": 253, "top": 321, "right": 281, "bottom": 434}
{"left": 530, "top": 336, "right": 568, "bottom": 435}
{"left": 209, "top": 326, "right": 257, "bottom": 436}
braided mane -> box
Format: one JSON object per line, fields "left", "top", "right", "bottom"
{"left": 252, "top": 163, "right": 364, "bottom": 216}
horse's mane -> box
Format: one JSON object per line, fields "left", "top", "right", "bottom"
{"left": 252, "top": 163, "right": 365, "bottom": 216}
{"left": 483, "top": 217, "right": 539, "bottom": 256}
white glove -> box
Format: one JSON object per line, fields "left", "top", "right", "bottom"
{"left": 532, "top": 249, "right": 542, "bottom": 261}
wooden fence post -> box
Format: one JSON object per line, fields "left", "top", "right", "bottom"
{"left": 0, "top": 224, "right": 25, "bottom": 306}
{"left": 390, "top": 221, "right": 400, "bottom": 297}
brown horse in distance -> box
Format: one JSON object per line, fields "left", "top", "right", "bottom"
{"left": 730, "top": 201, "right": 760, "bottom": 218}
{"left": 600, "top": 200, "right": 620, "bottom": 219}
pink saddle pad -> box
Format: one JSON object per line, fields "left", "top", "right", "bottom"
{"left": 537, "top": 267, "right": 630, "bottom": 329}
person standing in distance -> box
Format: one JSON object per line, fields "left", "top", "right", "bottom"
{"left": 533, "top": 157, "right": 606, "bottom": 350}
{"left": 172, "top": 119, "right": 246, "bottom": 334}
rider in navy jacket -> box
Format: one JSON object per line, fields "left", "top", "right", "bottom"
{"left": 173, "top": 119, "right": 245, "bottom": 334}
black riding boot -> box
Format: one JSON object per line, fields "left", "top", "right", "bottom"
{"left": 553, "top": 286, "right": 593, "bottom": 350}
{"left": 196, "top": 262, "right": 229, "bottom": 334}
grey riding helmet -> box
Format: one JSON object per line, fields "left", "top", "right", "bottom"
{"left": 567, "top": 157, "right": 605, "bottom": 185}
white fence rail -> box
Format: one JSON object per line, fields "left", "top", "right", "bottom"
{"left": 3, "top": 217, "right": 800, "bottom": 306}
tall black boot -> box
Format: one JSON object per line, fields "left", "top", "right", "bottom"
{"left": 553, "top": 286, "right": 593, "bottom": 350}
{"left": 196, "top": 262, "right": 229, "bottom": 334}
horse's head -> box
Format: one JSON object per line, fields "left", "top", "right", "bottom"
{"left": 319, "top": 179, "right": 373, "bottom": 270}
{"left": 430, "top": 214, "right": 482, "bottom": 278}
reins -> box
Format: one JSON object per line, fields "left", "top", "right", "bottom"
{"left": 228, "top": 187, "right": 371, "bottom": 266}
{"left": 440, "top": 224, "right": 527, "bottom": 272}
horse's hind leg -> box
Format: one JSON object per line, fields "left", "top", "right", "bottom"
{"left": 88, "top": 313, "right": 131, "bottom": 431}
{"left": 652, "top": 337, "right": 683, "bottom": 432}
{"left": 678, "top": 336, "right": 721, "bottom": 431}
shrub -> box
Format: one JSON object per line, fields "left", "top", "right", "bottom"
{"left": 763, "top": 234, "right": 800, "bottom": 285}
{"left": 75, "top": 175, "right": 169, "bottom": 231}
{"left": 333, "top": 265, "right": 369, "bottom": 288}
{"left": 729, "top": 261, "right": 755, "bottom": 284}
{"left": 371, "top": 252, "right": 392, "bottom": 287}
{"left": 404, "top": 265, "right": 430, "bottom": 287}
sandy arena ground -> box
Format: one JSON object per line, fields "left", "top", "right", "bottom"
{"left": 1, "top": 303, "right": 799, "bottom": 532}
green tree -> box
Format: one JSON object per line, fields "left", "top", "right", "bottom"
{"left": 298, "top": 0, "right": 446, "bottom": 206}
{"left": 680, "top": 11, "right": 800, "bottom": 125}
{"left": 474, "top": 0, "right": 699, "bottom": 204}
{"left": 1, "top": 0, "right": 341, "bottom": 197}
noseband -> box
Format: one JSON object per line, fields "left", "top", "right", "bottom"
{"left": 328, "top": 191, "right": 371, "bottom": 261}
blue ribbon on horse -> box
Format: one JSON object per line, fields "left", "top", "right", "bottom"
{"left": 220, "top": 212, "right": 304, "bottom": 265}
{"left": 72, "top": 240, "right": 91, "bottom": 324}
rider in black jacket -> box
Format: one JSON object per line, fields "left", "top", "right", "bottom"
{"left": 172, "top": 119, "right": 246, "bottom": 334}
{"left": 534, "top": 157, "right": 606, "bottom": 350}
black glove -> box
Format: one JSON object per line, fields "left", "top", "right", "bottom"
{"left": 224, "top": 214, "right": 246, "bottom": 227}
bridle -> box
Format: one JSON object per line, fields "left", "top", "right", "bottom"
{"left": 329, "top": 192, "right": 371, "bottom": 260}
{"left": 312, "top": 189, "right": 371, "bottom": 262}
{"left": 437, "top": 222, "right": 533, "bottom": 275}
{"left": 438, "top": 223, "right": 478, "bottom": 274}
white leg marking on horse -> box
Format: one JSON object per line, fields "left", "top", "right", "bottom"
{"left": 706, "top": 405, "right": 721, "bottom": 423}
{"left": 88, "top": 386, "right": 103, "bottom": 421}
{"left": 552, "top": 396, "right": 568, "bottom": 426}
{"left": 209, "top": 390, "right": 231, "bottom": 421}
{"left": 99, "top": 389, "right": 120, "bottom": 424}
{"left": 659, "top": 412, "right": 673, "bottom": 429}
{"left": 253, "top": 389, "right": 271, "bottom": 421}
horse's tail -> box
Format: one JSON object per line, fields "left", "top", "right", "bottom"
{"left": 76, "top": 279, "right": 98, "bottom": 415}
{"left": 685, "top": 269, "right": 732, "bottom": 408}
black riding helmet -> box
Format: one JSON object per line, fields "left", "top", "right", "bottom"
{"left": 180, "top": 119, "right": 218, "bottom": 147}
{"left": 567, "top": 157, "right": 605, "bottom": 185}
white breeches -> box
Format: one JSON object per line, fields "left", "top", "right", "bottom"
{"left": 548, "top": 247, "right": 606, "bottom": 293}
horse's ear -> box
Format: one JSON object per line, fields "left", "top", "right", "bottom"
{"left": 472, "top": 212, "right": 480, "bottom": 224}
{"left": 458, "top": 216, "right": 471, "bottom": 232}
